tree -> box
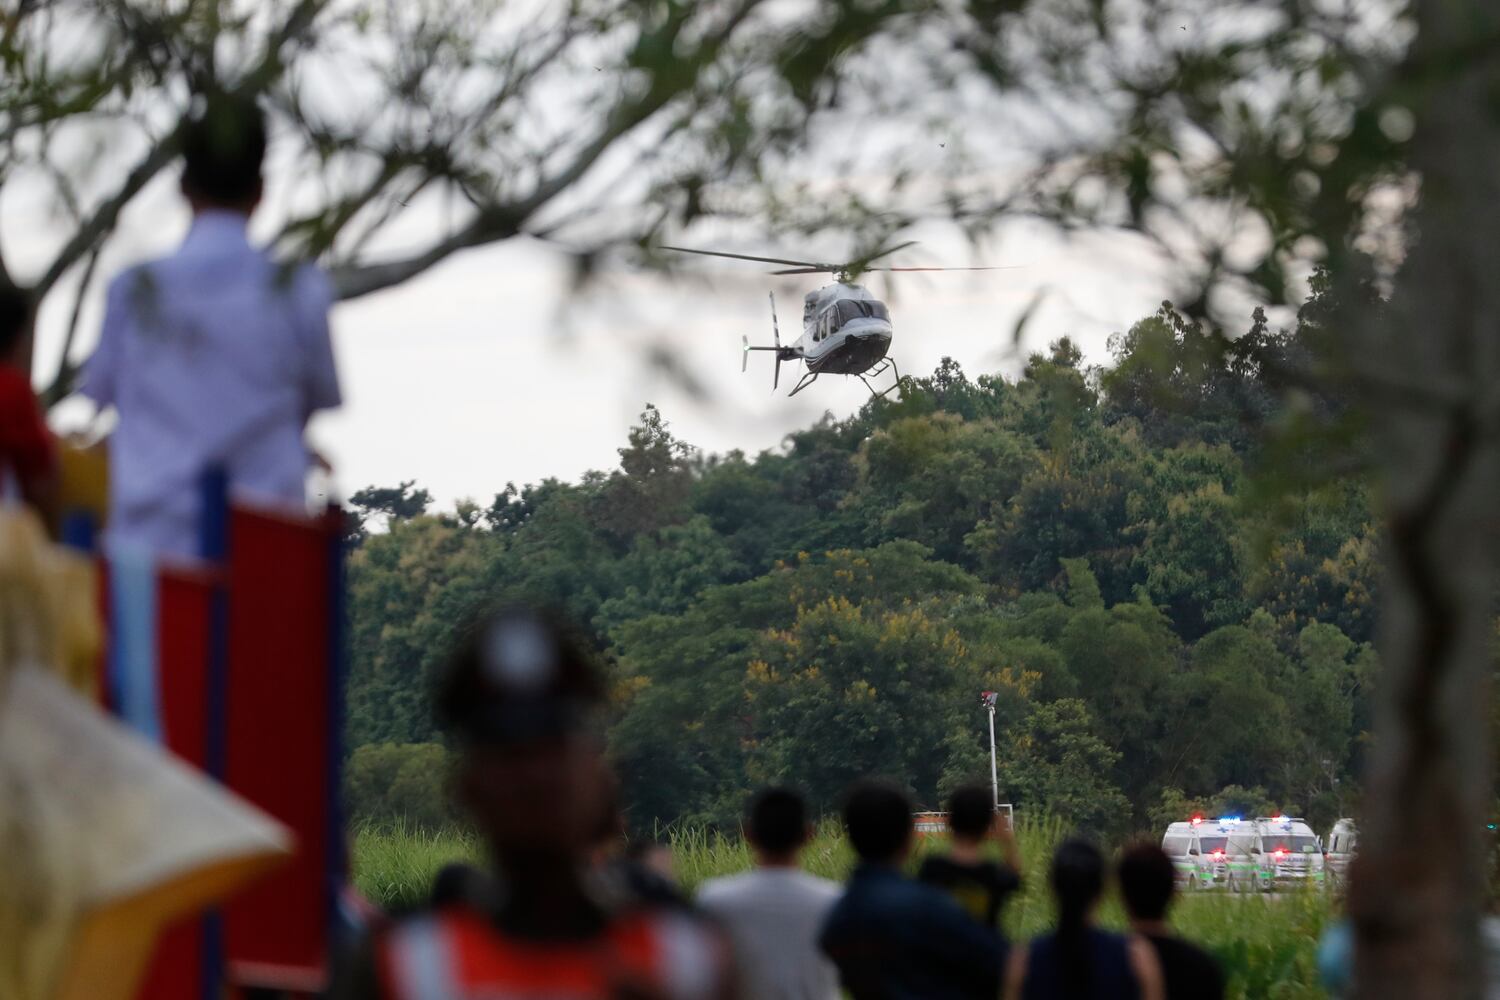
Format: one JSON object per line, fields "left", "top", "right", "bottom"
{"left": 348, "top": 480, "right": 433, "bottom": 534}
{"left": 746, "top": 598, "right": 994, "bottom": 814}
{"left": 849, "top": 411, "right": 1035, "bottom": 566}
{"left": 995, "top": 699, "right": 1130, "bottom": 838}
{"left": 594, "top": 405, "right": 696, "bottom": 548}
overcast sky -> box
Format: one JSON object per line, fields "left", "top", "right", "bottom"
{"left": 29, "top": 176, "right": 1178, "bottom": 511}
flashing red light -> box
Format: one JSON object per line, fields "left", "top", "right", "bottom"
{"left": 1190, "top": 815, "right": 1204, "bottom": 826}
{"left": 1211, "top": 850, "right": 1225, "bottom": 859}
{"left": 1274, "top": 849, "right": 1287, "bottom": 860}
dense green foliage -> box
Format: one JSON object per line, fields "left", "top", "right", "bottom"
{"left": 345, "top": 296, "right": 1379, "bottom": 839}
{"left": 352, "top": 820, "right": 1334, "bottom": 1000}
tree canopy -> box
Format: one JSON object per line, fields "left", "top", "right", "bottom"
{"left": 345, "top": 289, "right": 1381, "bottom": 840}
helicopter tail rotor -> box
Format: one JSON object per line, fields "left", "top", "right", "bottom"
{"left": 770, "top": 292, "right": 782, "bottom": 391}
{"left": 741, "top": 292, "right": 794, "bottom": 392}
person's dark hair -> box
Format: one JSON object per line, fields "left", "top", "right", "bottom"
{"left": 181, "top": 93, "right": 267, "bottom": 206}
{"left": 842, "top": 778, "right": 912, "bottom": 864}
{"left": 946, "top": 783, "right": 995, "bottom": 840}
{"left": 435, "top": 604, "right": 606, "bottom": 742}
{"left": 747, "top": 786, "right": 810, "bottom": 856}
{"left": 0, "top": 285, "right": 34, "bottom": 359}
{"left": 1051, "top": 838, "right": 1106, "bottom": 995}
{"left": 1118, "top": 842, "right": 1177, "bottom": 921}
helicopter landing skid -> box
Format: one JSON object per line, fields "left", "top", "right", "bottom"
{"left": 788, "top": 370, "right": 820, "bottom": 397}
{"left": 859, "top": 358, "right": 903, "bottom": 399}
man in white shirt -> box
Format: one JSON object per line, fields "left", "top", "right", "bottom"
{"left": 697, "top": 787, "right": 842, "bottom": 1000}
{"left": 82, "top": 93, "right": 340, "bottom": 560}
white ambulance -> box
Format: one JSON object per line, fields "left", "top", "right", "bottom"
{"left": 1325, "top": 818, "right": 1357, "bottom": 886}
{"left": 1160, "top": 816, "right": 1258, "bottom": 891}
{"left": 1251, "top": 815, "right": 1326, "bottom": 889}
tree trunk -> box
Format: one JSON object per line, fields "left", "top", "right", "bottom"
{"left": 1350, "top": 2, "right": 1500, "bottom": 996}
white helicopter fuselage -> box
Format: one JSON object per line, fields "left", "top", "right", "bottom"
{"left": 792, "top": 283, "right": 894, "bottom": 375}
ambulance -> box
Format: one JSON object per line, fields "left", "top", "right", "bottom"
{"left": 1250, "top": 815, "right": 1326, "bottom": 889}
{"left": 1325, "top": 818, "right": 1357, "bottom": 886}
{"left": 1160, "top": 816, "right": 1258, "bottom": 891}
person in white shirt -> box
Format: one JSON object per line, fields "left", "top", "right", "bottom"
{"left": 697, "top": 786, "right": 842, "bottom": 1000}
{"left": 82, "top": 93, "right": 340, "bottom": 560}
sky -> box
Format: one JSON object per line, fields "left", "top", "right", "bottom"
{"left": 30, "top": 182, "right": 1177, "bottom": 512}
{"left": 310, "top": 221, "right": 1176, "bottom": 511}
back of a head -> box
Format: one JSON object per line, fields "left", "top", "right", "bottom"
{"left": 1051, "top": 838, "right": 1105, "bottom": 921}
{"left": 435, "top": 604, "right": 606, "bottom": 745}
{"left": 747, "top": 786, "right": 809, "bottom": 857}
{"left": 842, "top": 779, "right": 913, "bottom": 864}
{"left": 435, "top": 604, "right": 609, "bottom": 863}
{"left": 1049, "top": 838, "right": 1106, "bottom": 994}
{"left": 0, "top": 285, "right": 34, "bottom": 363}
{"left": 1118, "top": 842, "right": 1176, "bottom": 922}
{"left": 946, "top": 783, "right": 994, "bottom": 841}
{"left": 181, "top": 93, "right": 267, "bottom": 207}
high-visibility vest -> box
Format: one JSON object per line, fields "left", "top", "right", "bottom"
{"left": 376, "top": 904, "right": 725, "bottom": 1000}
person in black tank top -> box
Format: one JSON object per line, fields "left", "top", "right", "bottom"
{"left": 1005, "top": 839, "right": 1163, "bottom": 1000}
{"left": 918, "top": 783, "right": 1022, "bottom": 930}
{"left": 1118, "top": 843, "right": 1225, "bottom": 1000}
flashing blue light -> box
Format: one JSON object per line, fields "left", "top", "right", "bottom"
{"left": 1218, "top": 816, "right": 1241, "bottom": 825}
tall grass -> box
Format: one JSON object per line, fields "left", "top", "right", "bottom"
{"left": 354, "top": 816, "right": 1334, "bottom": 998}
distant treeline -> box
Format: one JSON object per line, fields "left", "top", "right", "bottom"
{"left": 345, "top": 286, "right": 1382, "bottom": 839}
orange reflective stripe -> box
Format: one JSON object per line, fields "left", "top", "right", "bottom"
{"left": 378, "top": 908, "right": 721, "bottom": 1000}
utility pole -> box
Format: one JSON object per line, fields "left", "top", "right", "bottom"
{"left": 981, "top": 691, "right": 999, "bottom": 811}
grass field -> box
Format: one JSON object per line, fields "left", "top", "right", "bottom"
{"left": 353, "top": 818, "right": 1335, "bottom": 999}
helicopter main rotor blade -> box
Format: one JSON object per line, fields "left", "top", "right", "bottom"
{"left": 867, "top": 265, "right": 1027, "bottom": 272}
{"left": 660, "top": 245, "right": 833, "bottom": 270}
{"left": 770, "top": 267, "right": 834, "bottom": 275}
{"left": 848, "top": 239, "right": 919, "bottom": 268}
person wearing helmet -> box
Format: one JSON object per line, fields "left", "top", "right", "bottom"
{"left": 331, "top": 605, "right": 734, "bottom": 1000}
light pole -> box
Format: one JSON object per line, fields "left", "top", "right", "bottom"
{"left": 981, "top": 691, "right": 999, "bottom": 811}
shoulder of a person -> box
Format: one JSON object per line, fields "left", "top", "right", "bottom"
{"left": 104, "top": 262, "right": 153, "bottom": 302}
{"left": 694, "top": 872, "right": 749, "bottom": 901}
{"left": 1172, "top": 935, "right": 1225, "bottom": 975}
{"left": 803, "top": 870, "right": 844, "bottom": 896}
{"left": 283, "top": 258, "right": 334, "bottom": 303}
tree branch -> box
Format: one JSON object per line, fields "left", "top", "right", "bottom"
{"left": 330, "top": 0, "right": 766, "bottom": 301}
{"left": 41, "top": 246, "right": 101, "bottom": 406}
{"left": 33, "top": 127, "right": 183, "bottom": 298}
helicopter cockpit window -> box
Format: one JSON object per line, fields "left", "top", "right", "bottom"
{"left": 835, "top": 300, "right": 890, "bottom": 326}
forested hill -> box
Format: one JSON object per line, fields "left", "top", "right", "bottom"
{"left": 344, "top": 295, "right": 1380, "bottom": 839}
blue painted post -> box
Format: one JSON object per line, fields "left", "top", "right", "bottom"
{"left": 323, "top": 506, "right": 349, "bottom": 961}
{"left": 198, "top": 467, "right": 230, "bottom": 1000}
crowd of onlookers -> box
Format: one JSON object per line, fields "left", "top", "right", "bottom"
{"left": 328, "top": 604, "right": 1228, "bottom": 1000}
{"left": 694, "top": 779, "right": 1224, "bottom": 1000}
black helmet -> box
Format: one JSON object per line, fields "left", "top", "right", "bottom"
{"left": 435, "top": 605, "right": 606, "bottom": 745}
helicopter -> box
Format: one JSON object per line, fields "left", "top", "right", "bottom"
{"left": 662, "top": 241, "right": 1012, "bottom": 397}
